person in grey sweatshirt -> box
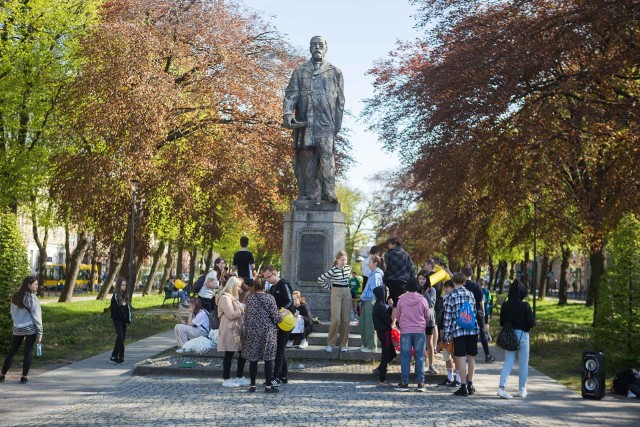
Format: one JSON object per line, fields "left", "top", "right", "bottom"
{"left": 1, "top": 276, "right": 43, "bottom": 384}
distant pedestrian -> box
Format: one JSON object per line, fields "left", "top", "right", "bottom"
{"left": 318, "top": 251, "right": 352, "bottom": 352}
{"left": 372, "top": 286, "right": 396, "bottom": 387}
{"left": 383, "top": 237, "right": 414, "bottom": 328}
{"left": 109, "top": 277, "right": 131, "bottom": 365}
{"left": 232, "top": 236, "right": 255, "bottom": 288}
{"left": 418, "top": 270, "right": 438, "bottom": 375}
{"left": 497, "top": 279, "right": 536, "bottom": 399}
{"left": 1, "top": 276, "right": 43, "bottom": 384}
{"left": 359, "top": 255, "right": 384, "bottom": 352}
{"left": 394, "top": 277, "right": 431, "bottom": 392}
{"left": 216, "top": 276, "right": 249, "bottom": 388}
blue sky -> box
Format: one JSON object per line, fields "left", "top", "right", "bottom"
{"left": 240, "top": 0, "right": 423, "bottom": 193}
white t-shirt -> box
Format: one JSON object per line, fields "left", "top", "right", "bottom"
{"left": 198, "top": 270, "right": 218, "bottom": 299}
{"left": 192, "top": 309, "right": 210, "bottom": 332}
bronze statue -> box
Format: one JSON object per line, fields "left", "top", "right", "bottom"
{"left": 283, "top": 36, "right": 345, "bottom": 203}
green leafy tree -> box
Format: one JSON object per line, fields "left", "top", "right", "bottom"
{"left": 0, "top": 211, "right": 30, "bottom": 348}
{"left": 593, "top": 214, "right": 640, "bottom": 369}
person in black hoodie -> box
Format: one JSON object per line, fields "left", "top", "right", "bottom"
{"left": 497, "top": 279, "right": 535, "bottom": 400}
{"left": 261, "top": 265, "right": 293, "bottom": 386}
{"left": 372, "top": 286, "right": 396, "bottom": 386}
{"left": 110, "top": 277, "right": 132, "bottom": 365}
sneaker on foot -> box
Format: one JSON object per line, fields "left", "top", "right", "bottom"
{"left": 453, "top": 385, "right": 469, "bottom": 396}
{"left": 427, "top": 366, "right": 438, "bottom": 375}
{"left": 437, "top": 378, "right": 453, "bottom": 386}
{"left": 235, "top": 377, "right": 251, "bottom": 386}
{"left": 222, "top": 379, "right": 239, "bottom": 388}
{"left": 265, "top": 386, "right": 279, "bottom": 394}
{"left": 448, "top": 380, "right": 461, "bottom": 388}
{"left": 20, "top": 376, "right": 28, "bottom": 384}
{"left": 416, "top": 383, "right": 426, "bottom": 392}
{"left": 395, "top": 383, "right": 410, "bottom": 392}
{"left": 279, "top": 377, "right": 288, "bottom": 384}
{"left": 176, "top": 348, "right": 184, "bottom": 353}
{"left": 340, "top": 347, "right": 349, "bottom": 352}
{"left": 286, "top": 340, "right": 293, "bottom": 348}
{"left": 299, "top": 339, "right": 308, "bottom": 349}
{"left": 115, "top": 358, "right": 125, "bottom": 365}
{"left": 519, "top": 388, "right": 528, "bottom": 398}
{"left": 485, "top": 354, "right": 496, "bottom": 363}
{"left": 0, "top": 374, "right": 5, "bottom": 383}
{"left": 360, "top": 347, "right": 373, "bottom": 353}
{"left": 467, "top": 384, "right": 476, "bottom": 395}
{"left": 326, "top": 345, "right": 334, "bottom": 352}
{"left": 109, "top": 357, "right": 118, "bottom": 365}
{"left": 265, "top": 378, "right": 280, "bottom": 388}
{"left": 248, "top": 386, "right": 256, "bottom": 393}
{"left": 498, "top": 388, "right": 513, "bottom": 399}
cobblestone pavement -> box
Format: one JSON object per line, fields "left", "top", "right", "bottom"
{"left": 3, "top": 376, "right": 535, "bottom": 427}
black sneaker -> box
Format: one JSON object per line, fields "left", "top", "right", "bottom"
{"left": 109, "top": 357, "right": 118, "bottom": 365}
{"left": 279, "top": 377, "right": 288, "bottom": 384}
{"left": 438, "top": 378, "right": 453, "bottom": 386}
{"left": 0, "top": 374, "right": 5, "bottom": 383}
{"left": 416, "top": 383, "right": 426, "bottom": 392}
{"left": 467, "top": 384, "right": 476, "bottom": 395}
{"left": 485, "top": 354, "right": 496, "bottom": 363}
{"left": 20, "top": 376, "right": 28, "bottom": 384}
{"left": 248, "top": 386, "right": 256, "bottom": 393}
{"left": 115, "top": 358, "right": 125, "bottom": 365}
{"left": 264, "top": 379, "right": 280, "bottom": 388}
{"left": 454, "top": 385, "right": 469, "bottom": 396}
{"left": 448, "top": 380, "right": 461, "bottom": 388}
{"left": 265, "top": 386, "right": 279, "bottom": 394}
{"left": 394, "top": 383, "right": 410, "bottom": 392}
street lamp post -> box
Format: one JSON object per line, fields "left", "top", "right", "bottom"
{"left": 532, "top": 189, "right": 540, "bottom": 316}
{"left": 129, "top": 179, "right": 139, "bottom": 301}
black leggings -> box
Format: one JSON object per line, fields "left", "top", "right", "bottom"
{"left": 249, "top": 360, "right": 273, "bottom": 386}
{"left": 2, "top": 334, "right": 37, "bottom": 377}
{"left": 112, "top": 319, "right": 127, "bottom": 359}
{"left": 223, "top": 351, "right": 246, "bottom": 380}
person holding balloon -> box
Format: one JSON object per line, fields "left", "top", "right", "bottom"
{"left": 241, "top": 278, "right": 291, "bottom": 393}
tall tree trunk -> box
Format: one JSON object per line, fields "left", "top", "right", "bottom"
{"left": 176, "top": 238, "right": 184, "bottom": 279}
{"left": 58, "top": 231, "right": 90, "bottom": 303}
{"left": 559, "top": 244, "right": 570, "bottom": 305}
{"left": 522, "top": 251, "right": 530, "bottom": 289}
{"left": 158, "top": 241, "right": 175, "bottom": 294}
{"left": 509, "top": 260, "right": 516, "bottom": 280}
{"left": 488, "top": 255, "right": 495, "bottom": 290}
{"left": 30, "top": 198, "right": 50, "bottom": 297}
{"left": 143, "top": 240, "right": 165, "bottom": 296}
{"left": 475, "top": 263, "right": 481, "bottom": 282}
{"left": 538, "top": 249, "right": 549, "bottom": 301}
{"left": 586, "top": 246, "right": 605, "bottom": 324}
{"left": 205, "top": 245, "right": 213, "bottom": 272}
{"left": 89, "top": 240, "right": 98, "bottom": 292}
{"left": 64, "top": 222, "right": 71, "bottom": 273}
{"left": 188, "top": 246, "right": 197, "bottom": 288}
{"left": 497, "top": 260, "right": 507, "bottom": 294}
{"left": 97, "top": 250, "right": 123, "bottom": 300}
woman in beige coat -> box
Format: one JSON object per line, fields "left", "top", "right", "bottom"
{"left": 216, "top": 276, "right": 249, "bottom": 387}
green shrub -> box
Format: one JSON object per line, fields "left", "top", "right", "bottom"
{"left": 0, "top": 211, "right": 31, "bottom": 348}
{"left": 593, "top": 214, "right": 640, "bottom": 370}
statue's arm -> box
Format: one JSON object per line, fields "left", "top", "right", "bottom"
{"left": 283, "top": 70, "right": 300, "bottom": 128}
{"left": 335, "top": 68, "right": 345, "bottom": 135}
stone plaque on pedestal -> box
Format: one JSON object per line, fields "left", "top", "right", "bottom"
{"left": 281, "top": 200, "right": 346, "bottom": 321}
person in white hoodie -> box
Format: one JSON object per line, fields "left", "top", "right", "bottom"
{"left": 1, "top": 276, "right": 43, "bottom": 384}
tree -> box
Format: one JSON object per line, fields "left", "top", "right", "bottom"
{"left": 0, "top": 211, "right": 30, "bottom": 347}
{"left": 336, "top": 183, "right": 377, "bottom": 263}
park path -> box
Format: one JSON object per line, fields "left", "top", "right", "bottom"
{"left": 0, "top": 329, "right": 637, "bottom": 426}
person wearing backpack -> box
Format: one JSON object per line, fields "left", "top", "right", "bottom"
{"left": 497, "top": 279, "right": 535, "bottom": 399}
{"left": 443, "top": 272, "right": 480, "bottom": 397}
{"left": 463, "top": 266, "right": 496, "bottom": 363}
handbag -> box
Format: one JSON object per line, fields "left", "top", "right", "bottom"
{"left": 496, "top": 322, "right": 521, "bottom": 351}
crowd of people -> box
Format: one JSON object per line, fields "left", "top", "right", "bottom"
{"left": 1, "top": 235, "right": 534, "bottom": 400}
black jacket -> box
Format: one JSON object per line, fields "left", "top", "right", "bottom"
{"left": 500, "top": 280, "right": 535, "bottom": 332}
{"left": 270, "top": 279, "right": 293, "bottom": 311}
{"left": 110, "top": 293, "right": 131, "bottom": 324}
{"left": 372, "top": 286, "right": 392, "bottom": 332}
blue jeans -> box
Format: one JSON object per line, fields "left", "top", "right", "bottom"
{"left": 499, "top": 330, "right": 530, "bottom": 392}
{"left": 400, "top": 332, "right": 426, "bottom": 384}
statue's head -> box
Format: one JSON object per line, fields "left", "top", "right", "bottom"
{"left": 309, "top": 36, "right": 327, "bottom": 62}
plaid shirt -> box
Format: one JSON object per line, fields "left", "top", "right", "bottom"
{"left": 443, "top": 286, "right": 480, "bottom": 340}
{"left": 383, "top": 247, "right": 414, "bottom": 282}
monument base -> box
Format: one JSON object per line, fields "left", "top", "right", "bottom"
{"left": 281, "top": 201, "right": 346, "bottom": 321}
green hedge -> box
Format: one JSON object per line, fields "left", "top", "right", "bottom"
{"left": 0, "top": 211, "right": 30, "bottom": 348}
{"left": 593, "top": 214, "right": 640, "bottom": 370}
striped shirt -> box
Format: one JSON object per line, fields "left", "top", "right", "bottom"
{"left": 317, "top": 265, "right": 352, "bottom": 290}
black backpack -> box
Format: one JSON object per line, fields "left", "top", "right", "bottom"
{"left": 192, "top": 273, "right": 207, "bottom": 294}
{"left": 611, "top": 369, "right": 640, "bottom": 395}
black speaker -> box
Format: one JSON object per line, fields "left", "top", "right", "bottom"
{"left": 581, "top": 351, "right": 605, "bottom": 400}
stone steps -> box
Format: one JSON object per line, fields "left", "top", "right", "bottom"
{"left": 177, "top": 344, "right": 381, "bottom": 362}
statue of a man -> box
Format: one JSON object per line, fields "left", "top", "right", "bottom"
{"left": 283, "top": 36, "right": 345, "bottom": 203}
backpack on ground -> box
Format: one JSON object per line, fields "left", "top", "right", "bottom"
{"left": 192, "top": 273, "right": 207, "bottom": 295}
{"left": 456, "top": 300, "right": 476, "bottom": 330}
{"left": 611, "top": 369, "right": 640, "bottom": 395}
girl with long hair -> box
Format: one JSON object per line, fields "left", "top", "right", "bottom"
{"left": 174, "top": 297, "right": 210, "bottom": 349}
{"left": 287, "top": 290, "right": 313, "bottom": 349}
{"left": 1, "top": 276, "right": 43, "bottom": 383}
{"left": 359, "top": 254, "right": 384, "bottom": 352}
{"left": 216, "top": 276, "right": 249, "bottom": 387}
{"left": 109, "top": 277, "right": 131, "bottom": 365}
{"left": 418, "top": 269, "right": 438, "bottom": 375}
{"left": 317, "top": 250, "right": 352, "bottom": 352}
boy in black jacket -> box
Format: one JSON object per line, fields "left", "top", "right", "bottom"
{"left": 372, "top": 286, "right": 396, "bottom": 386}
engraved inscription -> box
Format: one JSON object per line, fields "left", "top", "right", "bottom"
{"left": 299, "top": 233, "right": 326, "bottom": 282}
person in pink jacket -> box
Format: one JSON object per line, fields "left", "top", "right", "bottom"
{"left": 394, "top": 277, "right": 431, "bottom": 392}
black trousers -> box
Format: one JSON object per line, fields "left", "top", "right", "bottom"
{"left": 477, "top": 316, "right": 490, "bottom": 356}
{"left": 223, "top": 351, "right": 246, "bottom": 380}
{"left": 376, "top": 330, "right": 397, "bottom": 382}
{"left": 273, "top": 328, "right": 290, "bottom": 379}
{"left": 112, "top": 319, "right": 127, "bottom": 359}
{"left": 2, "top": 334, "right": 37, "bottom": 377}
{"left": 250, "top": 360, "right": 273, "bottom": 386}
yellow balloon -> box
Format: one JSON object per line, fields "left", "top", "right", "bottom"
{"left": 430, "top": 266, "right": 451, "bottom": 286}
{"left": 174, "top": 279, "right": 185, "bottom": 289}
{"left": 278, "top": 308, "right": 295, "bottom": 331}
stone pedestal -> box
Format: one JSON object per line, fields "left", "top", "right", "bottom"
{"left": 281, "top": 200, "right": 346, "bottom": 321}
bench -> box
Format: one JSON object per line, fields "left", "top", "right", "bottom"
{"left": 162, "top": 288, "right": 179, "bottom": 307}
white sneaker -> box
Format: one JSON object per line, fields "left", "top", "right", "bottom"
{"left": 519, "top": 388, "right": 528, "bottom": 398}
{"left": 235, "top": 377, "right": 251, "bottom": 386}
{"left": 497, "top": 388, "right": 513, "bottom": 399}
{"left": 176, "top": 348, "right": 184, "bottom": 353}
{"left": 360, "top": 347, "right": 373, "bottom": 353}
{"left": 299, "top": 339, "right": 308, "bottom": 349}
{"left": 222, "top": 379, "right": 239, "bottom": 388}
{"left": 286, "top": 340, "right": 293, "bottom": 348}
{"left": 326, "top": 345, "right": 333, "bottom": 352}
{"left": 340, "top": 347, "right": 349, "bottom": 352}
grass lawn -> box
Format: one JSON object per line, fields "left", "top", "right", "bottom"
{"left": 490, "top": 297, "right": 597, "bottom": 393}
{"left": 0, "top": 294, "right": 176, "bottom": 370}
